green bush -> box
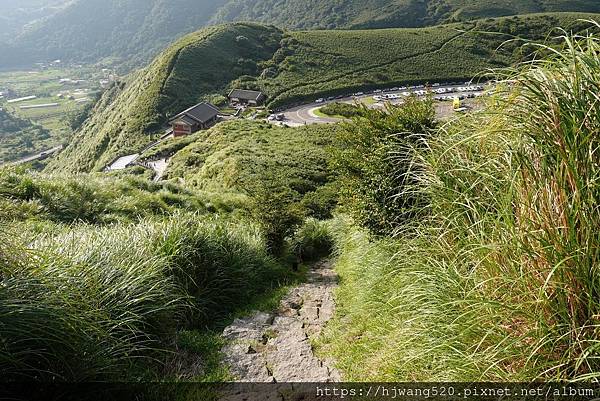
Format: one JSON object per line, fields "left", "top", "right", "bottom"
{"left": 320, "top": 29, "right": 600, "bottom": 381}
{"left": 290, "top": 218, "right": 334, "bottom": 263}
{"left": 249, "top": 175, "right": 304, "bottom": 255}
{"left": 320, "top": 102, "right": 364, "bottom": 118}
{"left": 331, "top": 97, "right": 436, "bottom": 235}
{"left": 300, "top": 182, "right": 340, "bottom": 220}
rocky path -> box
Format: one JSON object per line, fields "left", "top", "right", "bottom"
{"left": 221, "top": 260, "right": 341, "bottom": 383}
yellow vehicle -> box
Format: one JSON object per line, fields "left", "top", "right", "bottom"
{"left": 453, "top": 96, "right": 461, "bottom": 110}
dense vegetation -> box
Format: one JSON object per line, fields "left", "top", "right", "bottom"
{"left": 319, "top": 102, "right": 364, "bottom": 118}
{"left": 331, "top": 97, "right": 435, "bottom": 235}
{"left": 0, "top": 119, "right": 336, "bottom": 381}
{"left": 2, "top": 0, "right": 600, "bottom": 69}
{"left": 165, "top": 120, "right": 339, "bottom": 252}
{"left": 318, "top": 29, "right": 600, "bottom": 381}
{"left": 49, "top": 13, "right": 596, "bottom": 173}
{"left": 0, "top": 108, "right": 53, "bottom": 163}
{"left": 213, "top": 0, "right": 600, "bottom": 29}
{"left": 48, "top": 24, "right": 283, "bottom": 173}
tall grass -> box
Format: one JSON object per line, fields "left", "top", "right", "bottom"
{"left": 320, "top": 27, "right": 600, "bottom": 381}
{"left": 0, "top": 213, "right": 291, "bottom": 381}
{"left": 488, "top": 25, "right": 600, "bottom": 380}
{"left": 0, "top": 167, "right": 246, "bottom": 224}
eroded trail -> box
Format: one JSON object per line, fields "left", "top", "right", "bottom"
{"left": 221, "top": 260, "right": 341, "bottom": 382}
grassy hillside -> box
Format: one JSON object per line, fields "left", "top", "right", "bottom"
{"left": 0, "top": 109, "right": 54, "bottom": 163}
{"left": 258, "top": 13, "right": 597, "bottom": 106}
{"left": 49, "top": 14, "right": 597, "bottom": 173}
{"left": 213, "top": 0, "right": 600, "bottom": 29}
{"left": 48, "top": 23, "right": 283, "bottom": 173}
{"left": 165, "top": 121, "right": 335, "bottom": 194}
{"left": 0, "top": 0, "right": 230, "bottom": 70}
{"left": 0, "top": 169, "right": 296, "bottom": 382}
{"left": 317, "top": 30, "right": 600, "bottom": 381}
{"left": 0, "top": 116, "right": 335, "bottom": 382}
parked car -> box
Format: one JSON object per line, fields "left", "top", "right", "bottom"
{"left": 315, "top": 98, "right": 325, "bottom": 103}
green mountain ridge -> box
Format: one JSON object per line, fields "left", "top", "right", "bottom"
{"left": 2, "top": 0, "right": 600, "bottom": 69}
{"left": 211, "top": 0, "right": 600, "bottom": 29}
{"left": 47, "top": 13, "right": 597, "bottom": 174}
{"left": 0, "top": 0, "right": 71, "bottom": 42}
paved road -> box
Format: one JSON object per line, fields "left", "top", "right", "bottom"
{"left": 281, "top": 104, "right": 342, "bottom": 126}
{"left": 280, "top": 83, "right": 486, "bottom": 125}
{"left": 12, "top": 145, "right": 63, "bottom": 165}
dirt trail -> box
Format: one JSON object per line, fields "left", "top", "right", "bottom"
{"left": 221, "top": 260, "right": 341, "bottom": 383}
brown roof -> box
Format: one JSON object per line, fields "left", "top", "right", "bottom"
{"left": 170, "top": 102, "right": 220, "bottom": 124}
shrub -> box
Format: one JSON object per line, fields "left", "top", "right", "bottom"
{"left": 320, "top": 102, "right": 364, "bottom": 118}
{"left": 249, "top": 175, "right": 304, "bottom": 255}
{"left": 320, "top": 28, "right": 600, "bottom": 381}
{"left": 290, "top": 218, "right": 334, "bottom": 263}
{"left": 330, "top": 97, "right": 436, "bottom": 235}
{"left": 300, "top": 182, "right": 340, "bottom": 220}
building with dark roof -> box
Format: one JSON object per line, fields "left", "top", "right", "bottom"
{"left": 168, "top": 102, "right": 220, "bottom": 137}
{"left": 228, "top": 89, "right": 266, "bottom": 106}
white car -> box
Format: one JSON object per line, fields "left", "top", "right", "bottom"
{"left": 315, "top": 98, "right": 325, "bottom": 103}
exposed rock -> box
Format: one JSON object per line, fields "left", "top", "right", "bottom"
{"left": 220, "top": 260, "right": 340, "bottom": 384}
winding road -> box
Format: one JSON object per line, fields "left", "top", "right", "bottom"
{"left": 11, "top": 145, "right": 63, "bottom": 165}
{"left": 279, "top": 83, "right": 486, "bottom": 126}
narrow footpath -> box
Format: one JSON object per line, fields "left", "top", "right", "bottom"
{"left": 221, "top": 260, "right": 341, "bottom": 383}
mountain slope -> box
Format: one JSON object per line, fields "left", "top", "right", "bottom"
{"left": 48, "top": 23, "right": 283, "bottom": 173}
{"left": 0, "top": 0, "right": 71, "bottom": 42}
{"left": 0, "top": 0, "right": 229, "bottom": 70}
{"left": 213, "top": 0, "right": 600, "bottom": 29}
{"left": 2, "top": 0, "right": 600, "bottom": 69}
{"left": 48, "top": 14, "right": 597, "bottom": 173}
{"left": 0, "top": 108, "right": 52, "bottom": 163}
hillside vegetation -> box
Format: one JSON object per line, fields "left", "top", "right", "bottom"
{"left": 213, "top": 0, "right": 600, "bottom": 29}
{"left": 49, "top": 13, "right": 595, "bottom": 173}
{"left": 0, "top": 117, "right": 336, "bottom": 381}
{"left": 164, "top": 120, "right": 339, "bottom": 251}
{"left": 318, "top": 28, "right": 600, "bottom": 381}
{"left": 0, "top": 109, "right": 54, "bottom": 163}
{"left": 48, "top": 23, "right": 283, "bottom": 173}
{"left": 2, "top": 0, "right": 600, "bottom": 69}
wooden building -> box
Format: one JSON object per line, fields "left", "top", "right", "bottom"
{"left": 228, "top": 89, "right": 266, "bottom": 106}
{"left": 169, "top": 102, "right": 220, "bottom": 137}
